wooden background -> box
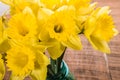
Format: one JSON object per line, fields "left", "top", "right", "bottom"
{"left": 64, "top": 0, "right": 120, "bottom": 80}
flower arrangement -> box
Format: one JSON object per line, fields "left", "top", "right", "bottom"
{"left": 0, "top": 0, "right": 118, "bottom": 80}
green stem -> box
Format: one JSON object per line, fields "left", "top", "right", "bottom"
{"left": 57, "top": 48, "right": 66, "bottom": 72}
{"left": 47, "top": 65, "right": 55, "bottom": 76}
{"left": 50, "top": 48, "right": 66, "bottom": 74}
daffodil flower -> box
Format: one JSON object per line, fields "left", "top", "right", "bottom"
{"left": 39, "top": 7, "right": 82, "bottom": 59}
{"left": 84, "top": 6, "right": 118, "bottom": 53}
{"left": 6, "top": 45, "right": 35, "bottom": 76}
{"left": 6, "top": 7, "right": 38, "bottom": 44}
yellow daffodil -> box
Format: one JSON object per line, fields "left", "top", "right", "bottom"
{"left": 39, "top": 8, "right": 82, "bottom": 59}
{"left": 6, "top": 7, "right": 38, "bottom": 44}
{"left": 0, "top": 54, "right": 5, "bottom": 80}
{"left": 45, "top": 10, "right": 78, "bottom": 42}
{"left": 7, "top": 39, "right": 49, "bottom": 79}
{"left": 0, "top": 17, "right": 10, "bottom": 53}
{"left": 84, "top": 6, "right": 118, "bottom": 53}
{"left": 6, "top": 45, "right": 35, "bottom": 76}
{"left": 6, "top": 6, "right": 47, "bottom": 54}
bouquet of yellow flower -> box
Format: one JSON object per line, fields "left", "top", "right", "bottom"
{"left": 0, "top": 0, "right": 118, "bottom": 80}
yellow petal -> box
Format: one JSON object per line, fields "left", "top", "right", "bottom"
{"left": 62, "top": 35, "right": 82, "bottom": 50}
{"left": 77, "top": 2, "right": 97, "bottom": 15}
{"left": 38, "top": 28, "right": 50, "bottom": 41}
{"left": 0, "top": 39, "right": 11, "bottom": 52}
{"left": 37, "top": 7, "right": 53, "bottom": 26}
{"left": 35, "top": 51, "right": 49, "bottom": 66}
{"left": 30, "top": 66, "right": 47, "bottom": 80}
{"left": 113, "top": 28, "right": 119, "bottom": 36}
{"left": 10, "top": 74, "right": 25, "bottom": 80}
{"left": 47, "top": 42, "right": 66, "bottom": 59}
{"left": 88, "top": 35, "right": 110, "bottom": 53}
{"left": 30, "top": 46, "right": 49, "bottom": 80}
{"left": 22, "top": 6, "right": 34, "bottom": 16}
{"left": 84, "top": 16, "right": 96, "bottom": 37}
{"left": 96, "top": 6, "right": 110, "bottom": 18}
{"left": 40, "top": 0, "right": 61, "bottom": 10}
{"left": 30, "top": 51, "right": 49, "bottom": 80}
{"left": 38, "top": 39, "right": 57, "bottom": 48}
{"left": 37, "top": 8, "right": 53, "bottom": 41}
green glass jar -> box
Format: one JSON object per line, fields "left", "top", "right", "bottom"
{"left": 47, "top": 60, "right": 75, "bottom": 80}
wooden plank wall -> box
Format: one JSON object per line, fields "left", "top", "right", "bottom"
{"left": 64, "top": 0, "right": 120, "bottom": 80}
